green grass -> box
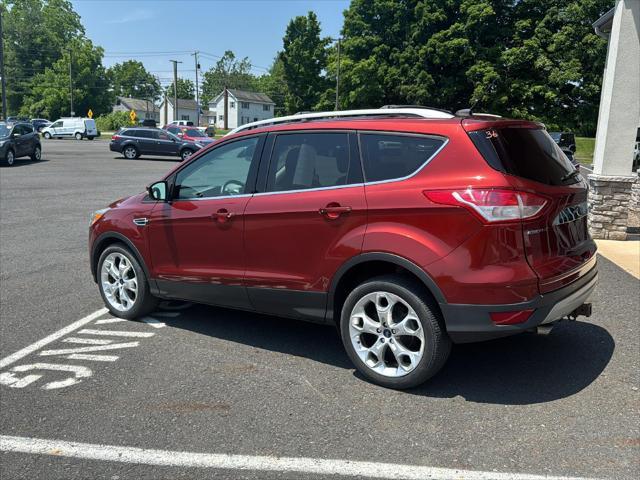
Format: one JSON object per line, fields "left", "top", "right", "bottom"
{"left": 575, "top": 137, "right": 595, "bottom": 166}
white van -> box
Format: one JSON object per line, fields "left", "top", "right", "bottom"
{"left": 41, "top": 117, "right": 98, "bottom": 140}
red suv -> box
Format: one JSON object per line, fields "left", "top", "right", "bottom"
{"left": 89, "top": 108, "right": 597, "bottom": 389}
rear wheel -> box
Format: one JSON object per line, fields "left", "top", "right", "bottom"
{"left": 340, "top": 275, "right": 451, "bottom": 389}
{"left": 123, "top": 145, "right": 139, "bottom": 159}
{"left": 87, "top": 136, "right": 94, "bottom": 140}
{"left": 75, "top": 132, "right": 83, "bottom": 140}
{"left": 31, "top": 145, "right": 42, "bottom": 161}
{"left": 43, "top": 132, "right": 52, "bottom": 139}
{"left": 97, "top": 244, "right": 158, "bottom": 319}
{"left": 2, "top": 149, "right": 15, "bottom": 166}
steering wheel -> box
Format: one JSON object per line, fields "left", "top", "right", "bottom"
{"left": 222, "top": 179, "right": 245, "bottom": 195}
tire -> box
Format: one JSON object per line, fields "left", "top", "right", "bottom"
{"left": 75, "top": 132, "right": 83, "bottom": 140}
{"left": 340, "top": 275, "right": 451, "bottom": 389}
{"left": 123, "top": 145, "right": 139, "bottom": 159}
{"left": 2, "top": 149, "right": 15, "bottom": 166}
{"left": 97, "top": 243, "right": 159, "bottom": 319}
{"left": 31, "top": 145, "right": 42, "bottom": 161}
{"left": 43, "top": 132, "right": 52, "bottom": 139}
{"left": 87, "top": 136, "right": 94, "bottom": 140}
{"left": 180, "top": 148, "right": 194, "bottom": 161}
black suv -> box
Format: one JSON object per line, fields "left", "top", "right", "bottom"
{"left": 0, "top": 122, "right": 42, "bottom": 166}
{"left": 549, "top": 132, "right": 577, "bottom": 165}
{"left": 109, "top": 127, "right": 203, "bottom": 162}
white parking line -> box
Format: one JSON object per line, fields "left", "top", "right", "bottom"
{"left": 77, "top": 329, "right": 155, "bottom": 338}
{"left": 0, "top": 308, "right": 108, "bottom": 369}
{"left": 0, "top": 435, "right": 597, "bottom": 480}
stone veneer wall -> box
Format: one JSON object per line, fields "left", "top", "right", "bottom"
{"left": 629, "top": 174, "right": 640, "bottom": 231}
{"left": 587, "top": 174, "right": 637, "bottom": 240}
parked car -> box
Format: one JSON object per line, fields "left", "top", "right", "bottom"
{"left": 633, "top": 141, "right": 639, "bottom": 172}
{"left": 167, "top": 120, "right": 194, "bottom": 127}
{"left": 0, "top": 121, "right": 42, "bottom": 166}
{"left": 41, "top": 117, "right": 98, "bottom": 140}
{"left": 109, "top": 127, "right": 203, "bottom": 161}
{"left": 549, "top": 131, "right": 578, "bottom": 166}
{"left": 31, "top": 118, "right": 51, "bottom": 132}
{"left": 204, "top": 124, "right": 216, "bottom": 137}
{"left": 90, "top": 108, "right": 597, "bottom": 389}
{"left": 6, "top": 116, "right": 29, "bottom": 123}
{"left": 141, "top": 118, "right": 157, "bottom": 128}
{"left": 163, "top": 125, "right": 215, "bottom": 146}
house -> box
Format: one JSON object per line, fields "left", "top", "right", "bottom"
{"left": 159, "top": 97, "right": 199, "bottom": 126}
{"left": 201, "top": 109, "right": 217, "bottom": 126}
{"left": 112, "top": 96, "right": 159, "bottom": 123}
{"left": 209, "top": 89, "right": 275, "bottom": 129}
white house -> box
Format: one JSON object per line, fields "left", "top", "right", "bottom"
{"left": 112, "top": 97, "right": 159, "bottom": 123}
{"left": 209, "top": 89, "right": 275, "bottom": 129}
{"left": 159, "top": 97, "right": 199, "bottom": 126}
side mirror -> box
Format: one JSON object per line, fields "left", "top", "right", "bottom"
{"left": 148, "top": 181, "right": 168, "bottom": 202}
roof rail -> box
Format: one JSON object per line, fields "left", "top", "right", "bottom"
{"left": 225, "top": 107, "right": 455, "bottom": 136}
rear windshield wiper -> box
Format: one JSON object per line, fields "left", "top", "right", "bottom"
{"left": 561, "top": 169, "right": 581, "bottom": 183}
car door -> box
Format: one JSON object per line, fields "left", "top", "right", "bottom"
{"left": 134, "top": 130, "right": 155, "bottom": 154}
{"left": 146, "top": 134, "right": 264, "bottom": 308}
{"left": 154, "top": 130, "right": 181, "bottom": 157}
{"left": 243, "top": 131, "right": 367, "bottom": 321}
{"left": 49, "top": 120, "right": 63, "bottom": 137}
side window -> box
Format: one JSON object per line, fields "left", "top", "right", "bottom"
{"left": 359, "top": 133, "right": 446, "bottom": 182}
{"left": 136, "top": 130, "right": 153, "bottom": 139}
{"left": 51, "top": 121, "right": 62, "bottom": 128}
{"left": 157, "top": 131, "right": 170, "bottom": 140}
{"left": 175, "top": 137, "right": 259, "bottom": 200}
{"left": 12, "top": 125, "right": 25, "bottom": 135}
{"left": 266, "top": 133, "right": 353, "bottom": 193}
{"left": 168, "top": 127, "right": 179, "bottom": 134}
{"left": 21, "top": 124, "right": 34, "bottom": 134}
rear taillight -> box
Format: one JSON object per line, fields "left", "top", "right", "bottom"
{"left": 111, "top": 134, "right": 120, "bottom": 140}
{"left": 424, "top": 188, "right": 547, "bottom": 223}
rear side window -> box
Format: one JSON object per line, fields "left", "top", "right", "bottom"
{"left": 120, "top": 130, "right": 134, "bottom": 137}
{"left": 135, "top": 130, "right": 153, "bottom": 139}
{"left": 359, "top": 133, "right": 446, "bottom": 182}
{"left": 266, "top": 132, "right": 357, "bottom": 192}
{"left": 468, "top": 128, "right": 576, "bottom": 185}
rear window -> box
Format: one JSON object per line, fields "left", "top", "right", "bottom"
{"left": 359, "top": 133, "right": 446, "bottom": 182}
{"left": 468, "top": 128, "right": 577, "bottom": 186}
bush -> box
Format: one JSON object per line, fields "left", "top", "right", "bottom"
{"left": 95, "top": 111, "right": 134, "bottom": 132}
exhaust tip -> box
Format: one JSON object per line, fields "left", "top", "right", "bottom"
{"left": 536, "top": 324, "right": 554, "bottom": 336}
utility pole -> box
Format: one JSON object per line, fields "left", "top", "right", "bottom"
{"left": 0, "top": 6, "right": 7, "bottom": 120}
{"left": 169, "top": 60, "right": 182, "bottom": 122}
{"left": 192, "top": 51, "right": 200, "bottom": 127}
{"left": 335, "top": 38, "right": 341, "bottom": 111}
{"left": 223, "top": 85, "right": 228, "bottom": 130}
{"left": 69, "top": 48, "right": 74, "bottom": 116}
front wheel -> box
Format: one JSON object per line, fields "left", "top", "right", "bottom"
{"left": 2, "top": 149, "right": 15, "bottom": 166}
{"left": 340, "top": 275, "right": 451, "bottom": 389}
{"left": 43, "top": 132, "right": 52, "bottom": 139}
{"left": 75, "top": 132, "right": 83, "bottom": 140}
{"left": 180, "top": 149, "right": 194, "bottom": 161}
{"left": 97, "top": 244, "right": 158, "bottom": 319}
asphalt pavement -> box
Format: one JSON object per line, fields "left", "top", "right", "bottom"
{"left": 0, "top": 139, "right": 638, "bottom": 479}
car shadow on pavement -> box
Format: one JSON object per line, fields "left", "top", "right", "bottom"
{"left": 113, "top": 157, "right": 180, "bottom": 163}
{"left": 166, "top": 305, "right": 614, "bottom": 405}
{"left": 0, "top": 159, "right": 50, "bottom": 167}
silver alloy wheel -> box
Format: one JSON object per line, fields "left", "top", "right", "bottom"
{"left": 349, "top": 291, "right": 425, "bottom": 378}
{"left": 124, "top": 146, "right": 137, "bottom": 159}
{"left": 43, "top": 132, "right": 51, "bottom": 139}
{"left": 181, "top": 149, "right": 193, "bottom": 161}
{"left": 6, "top": 150, "right": 14, "bottom": 166}
{"left": 75, "top": 132, "right": 82, "bottom": 140}
{"left": 100, "top": 252, "right": 138, "bottom": 311}
{"left": 33, "top": 147, "right": 41, "bottom": 160}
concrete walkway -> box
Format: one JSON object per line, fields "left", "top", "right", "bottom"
{"left": 595, "top": 239, "right": 640, "bottom": 278}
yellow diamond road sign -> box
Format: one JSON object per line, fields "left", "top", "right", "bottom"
{"left": 87, "top": 109, "right": 93, "bottom": 119}
{"left": 129, "top": 109, "right": 137, "bottom": 123}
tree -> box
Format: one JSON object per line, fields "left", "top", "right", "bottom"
{"left": 280, "top": 12, "right": 330, "bottom": 114}
{"left": 1, "top": 0, "right": 85, "bottom": 114}
{"left": 20, "top": 38, "right": 112, "bottom": 119}
{"left": 107, "top": 60, "right": 161, "bottom": 101}
{"left": 254, "top": 55, "right": 287, "bottom": 116}
{"left": 200, "top": 51, "right": 257, "bottom": 106}
{"left": 167, "top": 78, "right": 195, "bottom": 100}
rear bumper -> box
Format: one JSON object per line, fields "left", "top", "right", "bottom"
{"left": 109, "top": 142, "right": 120, "bottom": 152}
{"left": 440, "top": 260, "right": 598, "bottom": 343}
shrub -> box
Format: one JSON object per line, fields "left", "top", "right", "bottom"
{"left": 95, "top": 111, "right": 134, "bottom": 132}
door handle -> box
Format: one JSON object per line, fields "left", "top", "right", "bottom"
{"left": 319, "top": 204, "right": 352, "bottom": 219}
{"left": 213, "top": 208, "right": 234, "bottom": 223}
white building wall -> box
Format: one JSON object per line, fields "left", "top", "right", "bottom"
{"left": 210, "top": 96, "right": 275, "bottom": 129}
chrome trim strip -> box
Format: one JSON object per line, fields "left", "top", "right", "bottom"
{"left": 172, "top": 193, "right": 254, "bottom": 202}
{"left": 133, "top": 218, "right": 148, "bottom": 226}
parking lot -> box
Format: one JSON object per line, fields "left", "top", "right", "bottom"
{"left": 0, "top": 140, "right": 638, "bottom": 479}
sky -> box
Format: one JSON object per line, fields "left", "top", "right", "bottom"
{"left": 71, "top": 0, "right": 350, "bottom": 89}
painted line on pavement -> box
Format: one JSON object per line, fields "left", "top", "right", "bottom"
{"left": 0, "top": 308, "right": 108, "bottom": 369}
{"left": 0, "top": 435, "right": 599, "bottom": 480}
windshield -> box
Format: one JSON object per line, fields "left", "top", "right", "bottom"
{"left": 0, "top": 123, "right": 10, "bottom": 137}
{"left": 184, "top": 128, "right": 206, "bottom": 137}
{"left": 549, "top": 132, "right": 561, "bottom": 142}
